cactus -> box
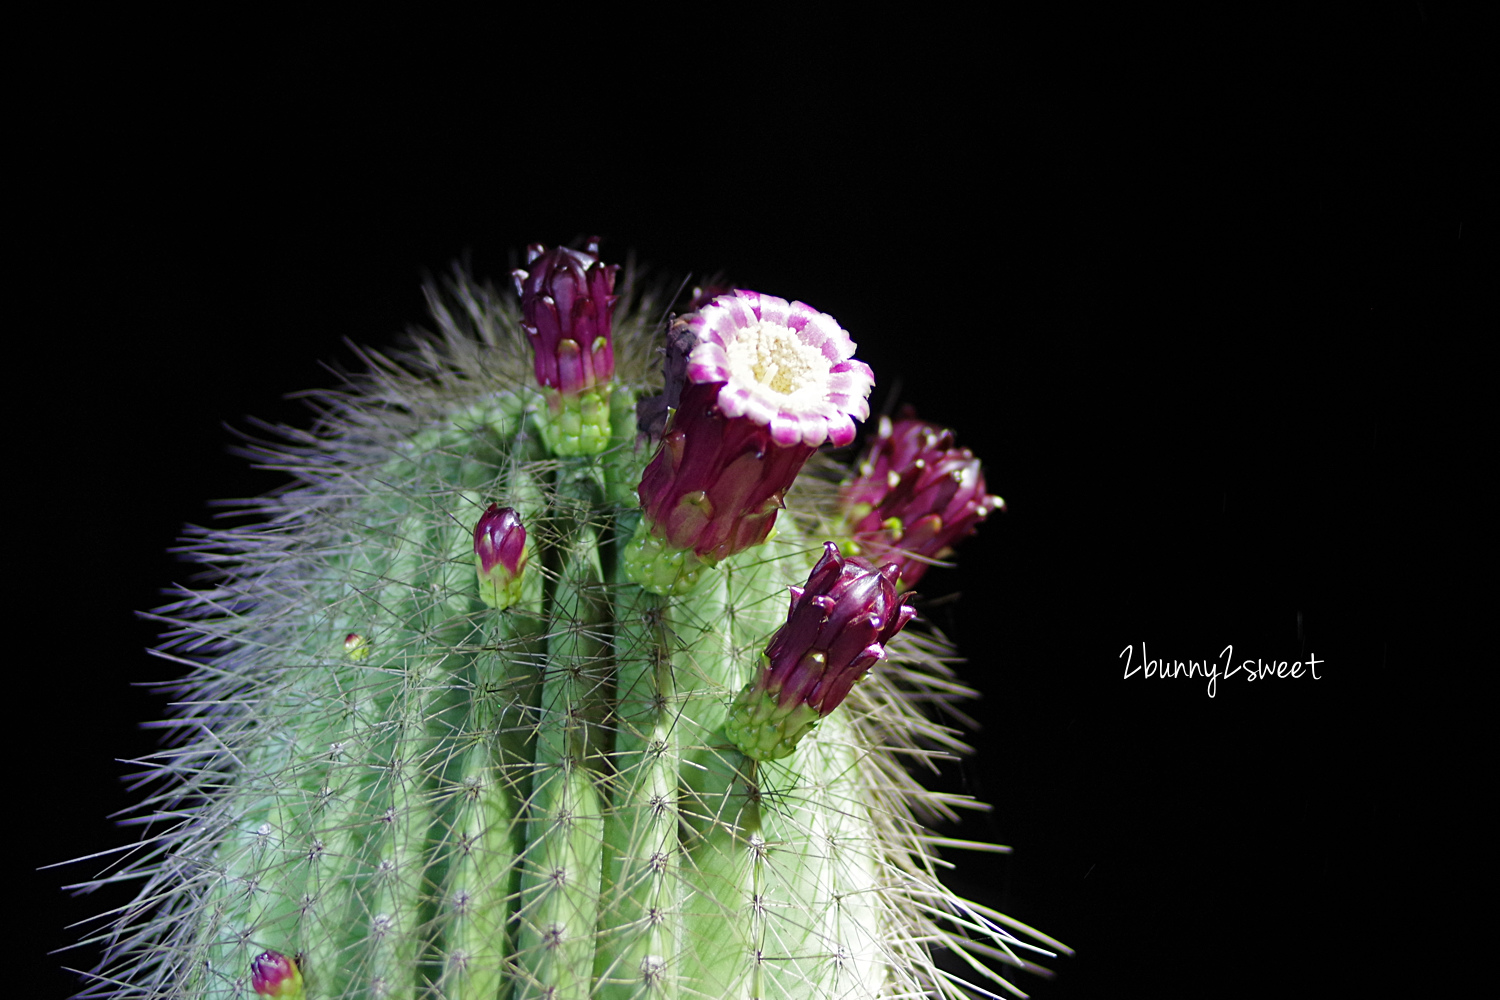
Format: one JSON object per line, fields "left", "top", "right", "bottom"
{"left": 70, "top": 241, "right": 1068, "bottom": 999}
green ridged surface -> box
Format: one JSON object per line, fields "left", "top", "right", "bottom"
{"left": 74, "top": 270, "right": 1064, "bottom": 999}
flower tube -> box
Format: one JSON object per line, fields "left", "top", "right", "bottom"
{"left": 625, "top": 290, "right": 874, "bottom": 594}
{"left": 724, "top": 542, "right": 915, "bottom": 760}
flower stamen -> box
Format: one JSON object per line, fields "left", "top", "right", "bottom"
{"left": 725, "top": 321, "right": 834, "bottom": 403}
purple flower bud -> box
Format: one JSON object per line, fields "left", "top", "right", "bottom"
{"left": 839, "top": 409, "right": 1004, "bottom": 588}
{"left": 631, "top": 291, "right": 875, "bottom": 575}
{"left": 511, "top": 239, "right": 620, "bottom": 399}
{"left": 724, "top": 542, "right": 915, "bottom": 760}
{"left": 251, "top": 950, "right": 304, "bottom": 999}
{"left": 474, "top": 504, "right": 528, "bottom": 609}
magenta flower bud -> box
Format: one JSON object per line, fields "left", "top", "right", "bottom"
{"left": 724, "top": 542, "right": 916, "bottom": 761}
{"left": 473, "top": 504, "right": 528, "bottom": 609}
{"left": 251, "top": 950, "right": 304, "bottom": 999}
{"left": 512, "top": 239, "right": 619, "bottom": 397}
{"left": 839, "top": 410, "right": 1004, "bottom": 588}
{"left": 511, "top": 239, "right": 620, "bottom": 455}
{"left": 626, "top": 290, "right": 875, "bottom": 593}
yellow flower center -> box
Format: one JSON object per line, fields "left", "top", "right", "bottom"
{"left": 725, "top": 322, "right": 833, "bottom": 410}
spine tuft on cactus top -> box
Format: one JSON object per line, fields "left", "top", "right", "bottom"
{"left": 68, "top": 243, "right": 1068, "bottom": 999}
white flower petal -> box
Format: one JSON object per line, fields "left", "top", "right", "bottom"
{"left": 683, "top": 290, "right": 875, "bottom": 447}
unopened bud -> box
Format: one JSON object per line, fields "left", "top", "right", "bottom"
{"left": 839, "top": 409, "right": 1003, "bottom": 588}
{"left": 724, "top": 542, "right": 914, "bottom": 760}
{"left": 474, "top": 504, "right": 528, "bottom": 609}
{"left": 512, "top": 239, "right": 620, "bottom": 456}
{"left": 251, "top": 950, "right": 304, "bottom": 999}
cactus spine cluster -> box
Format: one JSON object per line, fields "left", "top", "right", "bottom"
{"left": 71, "top": 246, "right": 1066, "bottom": 999}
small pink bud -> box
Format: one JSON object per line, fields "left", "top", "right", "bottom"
{"left": 474, "top": 504, "right": 528, "bottom": 609}
{"left": 251, "top": 950, "right": 304, "bottom": 999}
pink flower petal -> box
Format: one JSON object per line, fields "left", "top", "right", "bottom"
{"left": 688, "top": 342, "right": 730, "bottom": 384}
{"left": 754, "top": 292, "right": 790, "bottom": 328}
{"left": 671, "top": 289, "right": 874, "bottom": 449}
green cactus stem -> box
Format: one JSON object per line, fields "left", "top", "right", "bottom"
{"left": 66, "top": 249, "right": 1068, "bottom": 999}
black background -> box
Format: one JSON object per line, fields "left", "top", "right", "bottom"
{"left": 23, "top": 6, "right": 1483, "bottom": 998}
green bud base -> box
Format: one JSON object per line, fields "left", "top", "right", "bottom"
{"left": 476, "top": 565, "right": 527, "bottom": 610}
{"left": 722, "top": 685, "right": 821, "bottom": 762}
{"left": 538, "top": 386, "right": 613, "bottom": 457}
{"left": 620, "top": 516, "right": 714, "bottom": 596}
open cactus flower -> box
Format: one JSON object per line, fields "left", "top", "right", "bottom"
{"left": 69, "top": 242, "right": 1067, "bottom": 999}
{"left": 679, "top": 288, "right": 873, "bottom": 449}
{"left": 625, "top": 290, "right": 875, "bottom": 595}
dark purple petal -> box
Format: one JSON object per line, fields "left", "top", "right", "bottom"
{"left": 636, "top": 382, "right": 817, "bottom": 561}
